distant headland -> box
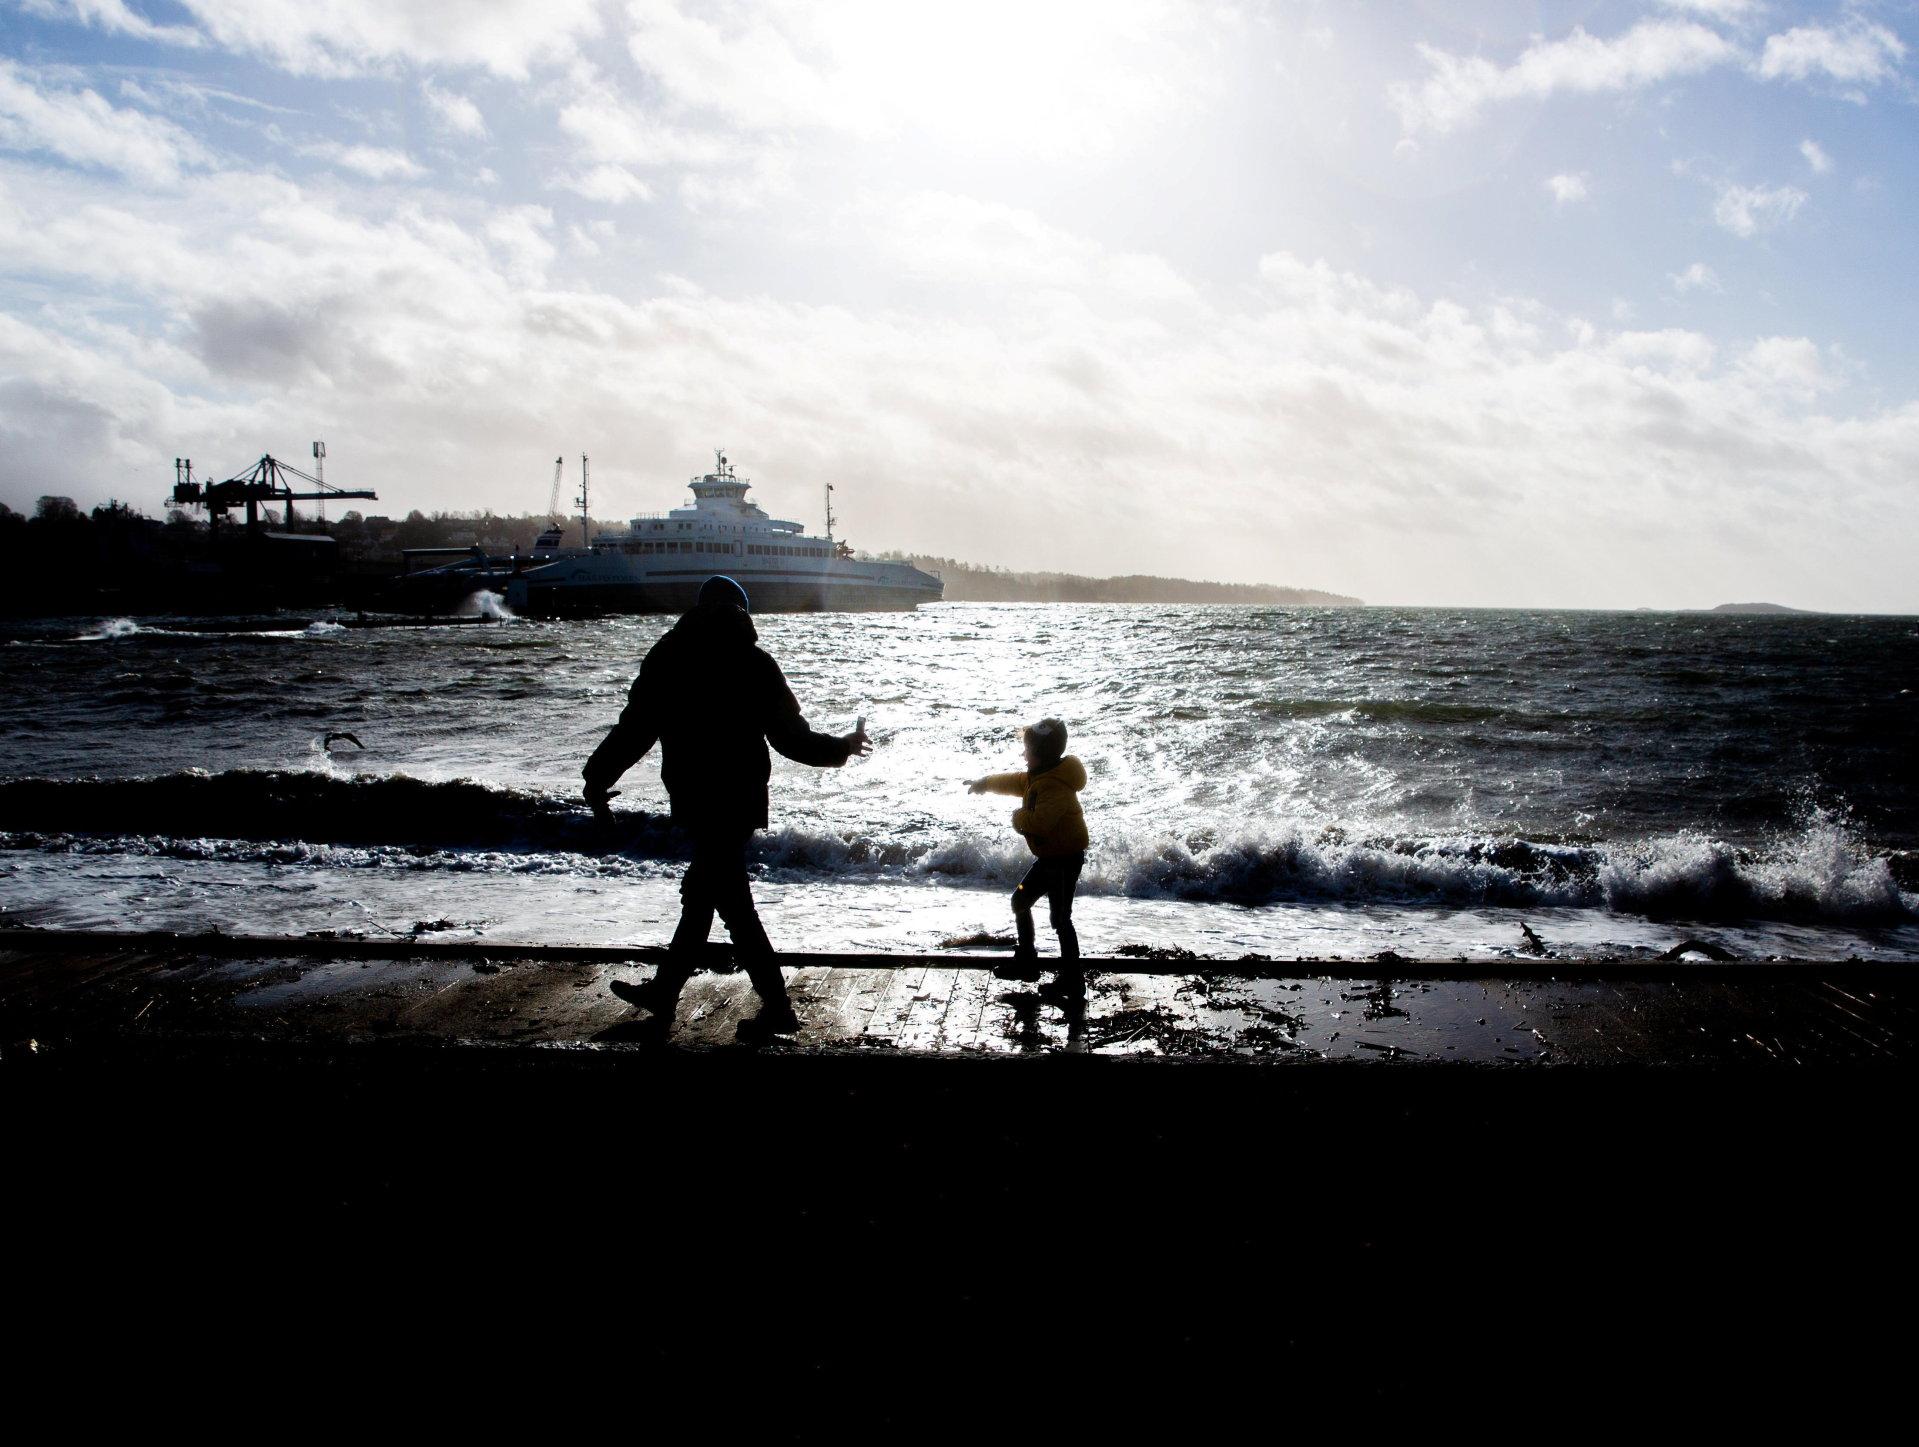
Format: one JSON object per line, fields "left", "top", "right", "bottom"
{"left": 879, "top": 555, "right": 1361, "bottom": 606}
{"left": 1707, "top": 602, "right": 1816, "bottom": 615}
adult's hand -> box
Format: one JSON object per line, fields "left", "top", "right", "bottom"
{"left": 966, "top": 777, "right": 988, "bottom": 794}
{"left": 843, "top": 717, "right": 873, "bottom": 759}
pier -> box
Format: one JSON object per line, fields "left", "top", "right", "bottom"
{"left": 8, "top": 927, "right": 1912, "bottom": 1400}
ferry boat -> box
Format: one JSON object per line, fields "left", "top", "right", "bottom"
{"left": 408, "top": 453, "right": 943, "bottom": 616}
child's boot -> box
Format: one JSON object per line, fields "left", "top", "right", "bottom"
{"left": 994, "top": 945, "right": 1042, "bottom": 982}
{"left": 1037, "top": 970, "right": 1085, "bottom": 1005}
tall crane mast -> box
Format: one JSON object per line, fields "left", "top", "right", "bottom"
{"left": 547, "top": 456, "right": 564, "bottom": 524}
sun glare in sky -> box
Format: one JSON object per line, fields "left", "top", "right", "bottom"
{"left": 2, "top": 2, "right": 1917, "bottom": 609}
{"left": 821, "top": 0, "right": 1167, "bottom": 153}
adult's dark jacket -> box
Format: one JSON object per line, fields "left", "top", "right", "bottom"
{"left": 582, "top": 602, "right": 852, "bottom": 832}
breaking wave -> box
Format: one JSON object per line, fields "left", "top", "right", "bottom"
{"left": 78, "top": 618, "right": 141, "bottom": 641}
{"left": 457, "top": 590, "right": 516, "bottom": 621}
{"left": 1, "top": 770, "right": 1912, "bottom": 925}
{"left": 0, "top": 770, "right": 627, "bottom": 856}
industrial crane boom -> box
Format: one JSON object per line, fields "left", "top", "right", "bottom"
{"left": 171, "top": 452, "right": 377, "bottom": 535}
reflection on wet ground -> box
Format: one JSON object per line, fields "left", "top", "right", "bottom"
{"left": 3, "top": 933, "right": 1913, "bottom": 1067}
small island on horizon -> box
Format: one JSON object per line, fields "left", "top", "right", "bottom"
{"left": 1707, "top": 602, "right": 1816, "bottom": 615}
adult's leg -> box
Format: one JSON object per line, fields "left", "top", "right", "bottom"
{"left": 658, "top": 832, "right": 719, "bottom": 988}
{"left": 696, "top": 830, "right": 786, "bottom": 1004}
{"left": 608, "top": 829, "right": 711, "bottom": 1015}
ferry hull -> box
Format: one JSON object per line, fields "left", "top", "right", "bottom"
{"left": 424, "top": 451, "right": 944, "bottom": 617}
{"left": 506, "top": 572, "right": 941, "bottom": 617}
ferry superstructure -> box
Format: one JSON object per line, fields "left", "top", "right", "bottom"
{"left": 493, "top": 453, "right": 942, "bottom": 615}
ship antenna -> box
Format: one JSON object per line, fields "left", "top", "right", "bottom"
{"left": 824, "top": 481, "right": 835, "bottom": 544}
{"left": 578, "top": 453, "right": 590, "bottom": 547}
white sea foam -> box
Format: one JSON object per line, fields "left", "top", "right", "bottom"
{"left": 78, "top": 618, "right": 140, "bottom": 641}
{"left": 5, "top": 808, "right": 1911, "bottom": 926}
{"left": 710, "top": 815, "right": 1919, "bottom": 923}
{"left": 457, "top": 590, "right": 515, "bottom": 621}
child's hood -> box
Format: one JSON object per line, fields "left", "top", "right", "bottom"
{"left": 1035, "top": 756, "right": 1086, "bottom": 791}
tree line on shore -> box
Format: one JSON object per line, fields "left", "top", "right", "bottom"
{"left": 879, "top": 554, "right": 1360, "bottom": 606}
{"left": 0, "top": 498, "right": 1358, "bottom": 610}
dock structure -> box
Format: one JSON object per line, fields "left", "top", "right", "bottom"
{"left": 7, "top": 927, "right": 1914, "bottom": 1400}
{"left": 1, "top": 928, "right": 1913, "bottom": 1066}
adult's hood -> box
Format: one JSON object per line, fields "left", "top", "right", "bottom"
{"left": 671, "top": 600, "right": 759, "bottom": 648}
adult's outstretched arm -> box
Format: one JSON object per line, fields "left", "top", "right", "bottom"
{"left": 582, "top": 672, "right": 660, "bottom": 797}
{"left": 760, "top": 654, "right": 855, "bottom": 768}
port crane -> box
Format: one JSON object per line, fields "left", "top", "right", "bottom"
{"left": 170, "top": 449, "right": 377, "bottom": 535}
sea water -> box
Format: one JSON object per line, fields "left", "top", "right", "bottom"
{"left": 2, "top": 604, "right": 1915, "bottom": 960}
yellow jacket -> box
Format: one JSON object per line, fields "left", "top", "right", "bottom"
{"left": 978, "top": 756, "right": 1089, "bottom": 858}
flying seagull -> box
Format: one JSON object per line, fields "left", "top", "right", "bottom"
{"left": 323, "top": 731, "right": 366, "bottom": 751}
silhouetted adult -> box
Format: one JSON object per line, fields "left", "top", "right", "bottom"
{"left": 584, "top": 574, "right": 871, "bottom": 1037}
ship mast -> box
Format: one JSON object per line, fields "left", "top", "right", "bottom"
{"left": 824, "top": 481, "right": 835, "bottom": 545}
{"left": 577, "top": 453, "right": 590, "bottom": 548}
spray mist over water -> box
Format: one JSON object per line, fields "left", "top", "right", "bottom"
{"left": 457, "top": 591, "right": 515, "bottom": 621}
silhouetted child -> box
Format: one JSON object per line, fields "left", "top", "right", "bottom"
{"left": 967, "top": 717, "right": 1089, "bottom": 1002}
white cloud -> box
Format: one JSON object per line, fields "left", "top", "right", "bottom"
{"left": 0, "top": 59, "right": 210, "bottom": 184}
{"left": 869, "top": 191, "right": 1199, "bottom": 308}
{"left": 20, "top": 0, "right": 203, "bottom": 47}
{"left": 1736, "top": 335, "right": 1838, "bottom": 399}
{"left": 1712, "top": 180, "right": 1806, "bottom": 237}
{"left": 2, "top": 160, "right": 1917, "bottom": 609}
{"left": 1605, "top": 328, "right": 1717, "bottom": 373}
{"left": 1392, "top": 21, "right": 1738, "bottom": 135}
{"left": 622, "top": 0, "right": 1202, "bottom": 158}
{"left": 1799, "top": 138, "right": 1832, "bottom": 173}
{"left": 1545, "top": 172, "right": 1589, "bottom": 205}
{"left": 485, "top": 205, "right": 556, "bottom": 283}
{"left": 421, "top": 81, "right": 486, "bottom": 139}
{"left": 116, "top": 75, "right": 302, "bottom": 118}
{"left": 297, "top": 140, "right": 425, "bottom": 180}
{"left": 566, "top": 219, "right": 615, "bottom": 257}
{"left": 554, "top": 90, "right": 796, "bottom": 209}
{"left": 1655, "top": 0, "right": 1761, "bottom": 21}
{"left": 174, "top": 0, "right": 603, "bottom": 79}
{"left": 1670, "top": 261, "right": 1722, "bottom": 294}
{"left": 557, "top": 164, "right": 655, "bottom": 205}
{"left": 558, "top": 95, "right": 745, "bottom": 170}
{"left": 1758, "top": 21, "right": 1906, "bottom": 85}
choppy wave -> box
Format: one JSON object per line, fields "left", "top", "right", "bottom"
{"left": 0, "top": 769, "right": 632, "bottom": 855}
{"left": 78, "top": 618, "right": 142, "bottom": 641}
{"left": 1, "top": 770, "right": 1911, "bottom": 925}
{"left": 1252, "top": 697, "right": 1518, "bottom": 725}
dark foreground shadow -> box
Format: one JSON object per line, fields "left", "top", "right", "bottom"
{"left": 8, "top": 1033, "right": 1914, "bottom": 1419}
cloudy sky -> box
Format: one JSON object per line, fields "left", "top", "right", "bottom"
{"left": 2, "top": 1, "right": 1916, "bottom": 608}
